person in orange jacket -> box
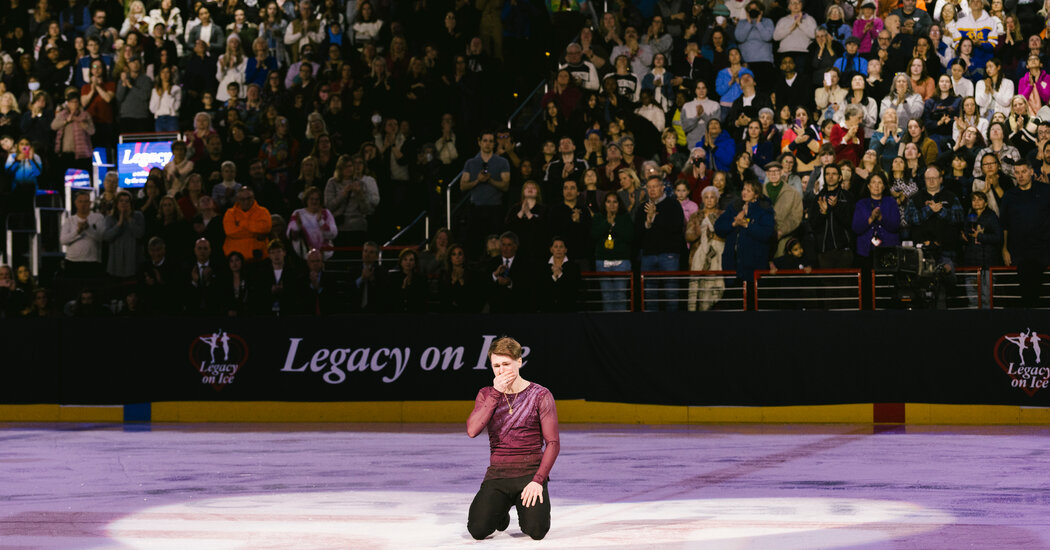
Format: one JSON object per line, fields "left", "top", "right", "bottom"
{"left": 223, "top": 187, "right": 273, "bottom": 262}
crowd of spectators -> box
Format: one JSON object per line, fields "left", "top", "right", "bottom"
{"left": 3, "top": 0, "right": 1050, "bottom": 316}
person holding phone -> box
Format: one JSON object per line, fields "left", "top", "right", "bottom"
{"left": 4, "top": 138, "right": 43, "bottom": 215}
{"left": 467, "top": 336, "right": 559, "bottom": 541}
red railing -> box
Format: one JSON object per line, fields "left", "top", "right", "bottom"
{"left": 638, "top": 271, "right": 745, "bottom": 311}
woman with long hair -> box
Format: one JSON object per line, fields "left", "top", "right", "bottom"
{"left": 975, "top": 58, "right": 1014, "bottom": 118}
{"left": 953, "top": 95, "right": 989, "bottom": 144}
{"left": 838, "top": 73, "right": 878, "bottom": 134}
{"left": 215, "top": 34, "right": 246, "bottom": 102}
{"left": 781, "top": 106, "right": 822, "bottom": 174}
{"left": 907, "top": 56, "right": 936, "bottom": 100}
{"left": 149, "top": 65, "right": 181, "bottom": 132}
{"left": 888, "top": 156, "right": 919, "bottom": 228}
{"left": 616, "top": 168, "right": 645, "bottom": 220}
{"left": 436, "top": 243, "right": 481, "bottom": 312}
{"left": 220, "top": 251, "right": 249, "bottom": 316}
{"left": 880, "top": 72, "right": 924, "bottom": 129}
{"left": 898, "top": 118, "right": 939, "bottom": 166}
{"left": 591, "top": 192, "right": 634, "bottom": 311}
{"left": 972, "top": 152, "right": 1014, "bottom": 214}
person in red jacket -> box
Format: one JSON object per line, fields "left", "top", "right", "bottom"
{"left": 223, "top": 187, "right": 273, "bottom": 262}
{"left": 467, "top": 336, "right": 559, "bottom": 541}
{"left": 830, "top": 104, "right": 866, "bottom": 166}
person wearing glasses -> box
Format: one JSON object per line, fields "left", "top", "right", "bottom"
{"left": 904, "top": 165, "right": 965, "bottom": 271}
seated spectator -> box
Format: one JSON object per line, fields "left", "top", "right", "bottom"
{"left": 0, "top": 265, "right": 28, "bottom": 318}
{"left": 223, "top": 186, "right": 273, "bottom": 263}
{"left": 973, "top": 122, "right": 1021, "bottom": 178}
{"left": 772, "top": 237, "right": 812, "bottom": 271}
{"left": 66, "top": 288, "right": 112, "bottom": 317}
{"left": 350, "top": 241, "right": 385, "bottom": 313}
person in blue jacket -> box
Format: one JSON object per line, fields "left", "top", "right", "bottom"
{"left": 715, "top": 180, "right": 775, "bottom": 293}
{"left": 697, "top": 118, "right": 735, "bottom": 172}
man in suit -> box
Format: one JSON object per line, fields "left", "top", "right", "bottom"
{"left": 303, "top": 248, "right": 346, "bottom": 315}
{"left": 487, "top": 231, "right": 536, "bottom": 313}
{"left": 184, "top": 237, "right": 223, "bottom": 315}
{"left": 351, "top": 241, "right": 385, "bottom": 313}
{"left": 250, "top": 240, "right": 303, "bottom": 315}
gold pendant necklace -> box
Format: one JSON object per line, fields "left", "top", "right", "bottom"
{"left": 504, "top": 389, "right": 518, "bottom": 414}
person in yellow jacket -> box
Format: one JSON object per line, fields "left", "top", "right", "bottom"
{"left": 223, "top": 187, "right": 273, "bottom": 262}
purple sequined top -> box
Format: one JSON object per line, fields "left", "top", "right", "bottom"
{"left": 467, "top": 383, "right": 560, "bottom": 484}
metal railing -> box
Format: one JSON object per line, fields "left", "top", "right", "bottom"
{"left": 639, "top": 271, "right": 747, "bottom": 311}
{"left": 988, "top": 266, "right": 1050, "bottom": 309}
{"left": 874, "top": 266, "right": 983, "bottom": 310}
{"left": 754, "top": 269, "right": 862, "bottom": 310}
{"left": 579, "top": 271, "right": 634, "bottom": 312}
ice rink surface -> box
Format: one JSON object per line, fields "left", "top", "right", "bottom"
{"left": 1, "top": 422, "right": 1049, "bottom": 550}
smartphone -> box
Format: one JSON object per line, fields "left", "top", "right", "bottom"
{"left": 824, "top": 72, "right": 833, "bottom": 87}
{"left": 794, "top": 118, "right": 802, "bottom": 127}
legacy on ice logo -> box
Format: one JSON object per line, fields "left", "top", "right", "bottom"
{"left": 993, "top": 328, "right": 1050, "bottom": 396}
{"left": 188, "top": 330, "right": 249, "bottom": 390}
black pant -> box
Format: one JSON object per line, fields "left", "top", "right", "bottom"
{"left": 467, "top": 475, "right": 550, "bottom": 540}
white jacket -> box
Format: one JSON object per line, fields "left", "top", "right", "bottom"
{"left": 975, "top": 78, "right": 1014, "bottom": 117}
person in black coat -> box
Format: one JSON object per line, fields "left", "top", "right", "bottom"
{"left": 537, "top": 237, "right": 582, "bottom": 312}
{"left": 384, "top": 248, "right": 428, "bottom": 313}
{"left": 436, "top": 244, "right": 484, "bottom": 312}
{"left": 634, "top": 175, "right": 686, "bottom": 310}
{"left": 137, "top": 236, "right": 184, "bottom": 314}
{"left": 547, "top": 178, "right": 593, "bottom": 269}
{"left": 249, "top": 240, "right": 304, "bottom": 315}
{"left": 350, "top": 241, "right": 386, "bottom": 313}
{"left": 302, "top": 248, "right": 347, "bottom": 315}
{"left": 807, "top": 164, "right": 855, "bottom": 268}
{"left": 486, "top": 231, "right": 538, "bottom": 313}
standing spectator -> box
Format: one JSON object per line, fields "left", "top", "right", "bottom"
{"left": 460, "top": 130, "right": 511, "bottom": 258}
{"left": 999, "top": 160, "right": 1050, "bottom": 306}
{"left": 714, "top": 180, "right": 775, "bottom": 292}
{"left": 187, "top": 5, "right": 226, "bottom": 56}
{"left": 591, "top": 193, "right": 634, "bottom": 311}
{"left": 103, "top": 191, "right": 146, "bottom": 280}
{"left": 149, "top": 65, "right": 181, "bottom": 132}
{"left": 774, "top": 0, "right": 817, "bottom": 71}
{"left": 904, "top": 165, "right": 965, "bottom": 268}
{"left": 764, "top": 161, "right": 803, "bottom": 256}
{"left": 116, "top": 56, "right": 153, "bottom": 133}
{"left": 215, "top": 35, "right": 247, "bottom": 102}
{"left": 5, "top": 138, "right": 43, "bottom": 213}
{"left": 852, "top": 172, "right": 901, "bottom": 264}
{"left": 549, "top": 178, "right": 592, "bottom": 266}
{"left": 830, "top": 104, "right": 866, "bottom": 165}
{"left": 287, "top": 186, "right": 337, "bottom": 260}
{"left": 60, "top": 192, "right": 105, "bottom": 278}
{"left": 880, "top": 73, "right": 924, "bottom": 130}
{"left": 384, "top": 248, "right": 427, "bottom": 313}
{"left": 952, "top": 0, "right": 1001, "bottom": 74}
{"left": 325, "top": 154, "right": 379, "bottom": 247}
{"left": 78, "top": 58, "right": 115, "bottom": 145}
{"left": 698, "top": 118, "right": 734, "bottom": 171}
{"left": 51, "top": 90, "right": 94, "bottom": 170}
{"left": 734, "top": 1, "right": 775, "bottom": 88}
{"left": 808, "top": 163, "right": 855, "bottom": 267}
{"left": 486, "top": 231, "right": 536, "bottom": 313}
{"left": 852, "top": 0, "right": 883, "bottom": 55}
{"left": 251, "top": 240, "right": 303, "bottom": 315}
{"left": 284, "top": 0, "right": 324, "bottom": 63}
{"left": 537, "top": 237, "right": 582, "bottom": 312}
{"left": 681, "top": 81, "right": 720, "bottom": 146}
{"left": 223, "top": 186, "right": 273, "bottom": 262}
{"left": 542, "top": 136, "right": 588, "bottom": 200}
{"left": 960, "top": 191, "right": 1002, "bottom": 307}
{"left": 635, "top": 175, "right": 685, "bottom": 310}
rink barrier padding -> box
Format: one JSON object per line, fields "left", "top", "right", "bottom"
{"left": 3, "top": 312, "right": 1050, "bottom": 424}
{"left": 3, "top": 402, "right": 1050, "bottom": 424}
